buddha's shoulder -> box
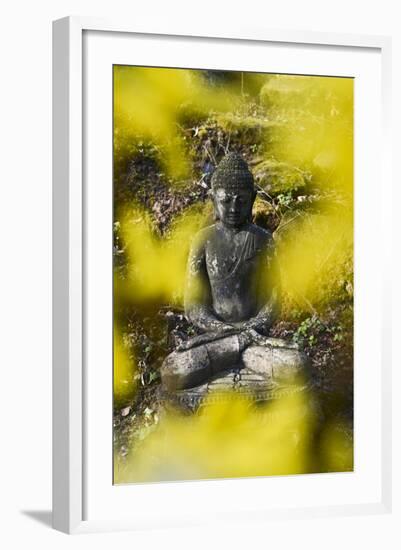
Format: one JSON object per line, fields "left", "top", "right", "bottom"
{"left": 246, "top": 223, "right": 273, "bottom": 248}
{"left": 191, "top": 223, "right": 273, "bottom": 247}
{"left": 190, "top": 224, "right": 217, "bottom": 249}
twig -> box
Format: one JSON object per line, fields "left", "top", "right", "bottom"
{"left": 225, "top": 131, "right": 231, "bottom": 154}
{"left": 204, "top": 143, "right": 217, "bottom": 166}
{"left": 255, "top": 183, "right": 274, "bottom": 202}
{"left": 317, "top": 231, "right": 346, "bottom": 272}
{"left": 274, "top": 211, "right": 302, "bottom": 232}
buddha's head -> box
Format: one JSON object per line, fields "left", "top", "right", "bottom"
{"left": 210, "top": 153, "right": 256, "bottom": 229}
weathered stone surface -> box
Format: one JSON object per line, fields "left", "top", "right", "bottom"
{"left": 160, "top": 365, "right": 311, "bottom": 413}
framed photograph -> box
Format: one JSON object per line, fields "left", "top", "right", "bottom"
{"left": 52, "top": 16, "right": 392, "bottom": 534}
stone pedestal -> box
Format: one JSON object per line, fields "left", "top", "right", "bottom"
{"left": 159, "top": 363, "right": 311, "bottom": 413}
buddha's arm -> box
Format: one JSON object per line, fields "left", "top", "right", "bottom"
{"left": 242, "top": 237, "right": 281, "bottom": 334}
{"left": 243, "top": 286, "right": 280, "bottom": 333}
{"left": 186, "top": 305, "right": 236, "bottom": 333}
{"left": 184, "top": 233, "right": 234, "bottom": 333}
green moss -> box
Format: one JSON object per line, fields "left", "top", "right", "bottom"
{"left": 252, "top": 197, "right": 275, "bottom": 230}
{"left": 216, "top": 111, "right": 277, "bottom": 131}
{"left": 253, "top": 159, "right": 309, "bottom": 194}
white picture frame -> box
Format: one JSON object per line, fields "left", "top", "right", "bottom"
{"left": 52, "top": 16, "right": 392, "bottom": 534}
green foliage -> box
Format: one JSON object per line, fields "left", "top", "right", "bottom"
{"left": 293, "top": 315, "right": 326, "bottom": 347}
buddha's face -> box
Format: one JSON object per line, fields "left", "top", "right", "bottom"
{"left": 212, "top": 186, "right": 256, "bottom": 229}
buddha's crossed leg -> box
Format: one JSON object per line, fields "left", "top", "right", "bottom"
{"left": 161, "top": 334, "right": 309, "bottom": 392}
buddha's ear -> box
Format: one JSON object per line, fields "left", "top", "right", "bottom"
{"left": 208, "top": 188, "right": 218, "bottom": 218}
{"left": 247, "top": 190, "right": 257, "bottom": 223}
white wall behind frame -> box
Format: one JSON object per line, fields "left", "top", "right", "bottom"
{"left": 1, "top": 0, "right": 398, "bottom": 548}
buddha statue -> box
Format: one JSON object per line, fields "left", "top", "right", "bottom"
{"left": 161, "top": 153, "right": 309, "bottom": 405}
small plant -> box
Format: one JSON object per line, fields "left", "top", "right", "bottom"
{"left": 293, "top": 315, "right": 325, "bottom": 347}
{"left": 276, "top": 191, "right": 293, "bottom": 208}
{"left": 331, "top": 323, "right": 344, "bottom": 342}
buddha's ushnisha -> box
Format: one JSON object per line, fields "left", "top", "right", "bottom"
{"left": 161, "top": 153, "right": 309, "bottom": 393}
